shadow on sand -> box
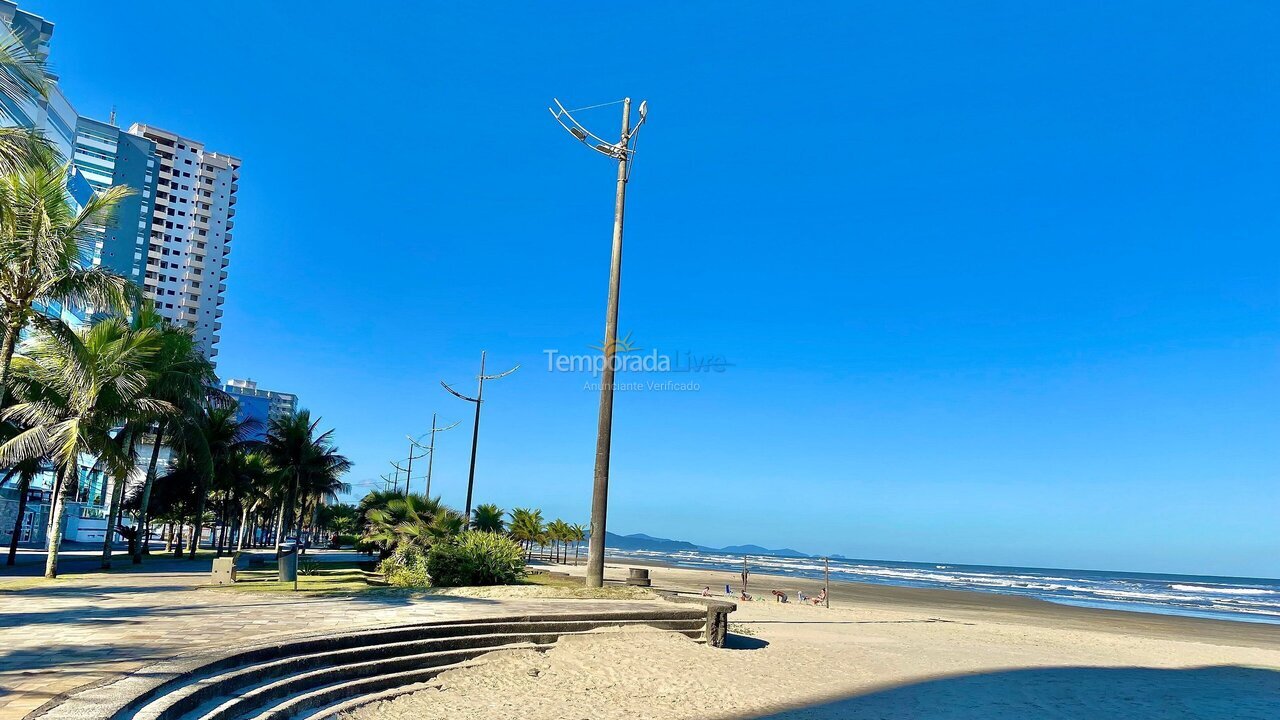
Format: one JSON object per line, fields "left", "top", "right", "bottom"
{"left": 750, "top": 665, "right": 1280, "bottom": 719}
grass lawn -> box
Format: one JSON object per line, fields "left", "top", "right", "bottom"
{"left": 213, "top": 562, "right": 652, "bottom": 600}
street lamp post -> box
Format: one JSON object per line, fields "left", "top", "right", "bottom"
{"left": 549, "top": 97, "right": 648, "bottom": 587}
{"left": 409, "top": 413, "right": 460, "bottom": 498}
{"left": 442, "top": 351, "right": 518, "bottom": 527}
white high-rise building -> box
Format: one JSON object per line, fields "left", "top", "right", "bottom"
{"left": 128, "top": 124, "right": 240, "bottom": 362}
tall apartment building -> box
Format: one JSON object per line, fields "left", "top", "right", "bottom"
{"left": 130, "top": 123, "right": 240, "bottom": 362}
{"left": 1, "top": 1, "right": 97, "bottom": 330}
{"left": 73, "top": 117, "right": 159, "bottom": 282}
{"left": 0, "top": 1, "right": 77, "bottom": 161}
{"left": 222, "top": 379, "right": 298, "bottom": 441}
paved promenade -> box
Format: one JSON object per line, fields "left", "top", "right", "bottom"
{"left": 0, "top": 551, "right": 660, "bottom": 719}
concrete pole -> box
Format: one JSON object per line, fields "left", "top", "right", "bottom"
{"left": 824, "top": 557, "right": 830, "bottom": 608}
{"left": 425, "top": 413, "right": 437, "bottom": 498}
{"left": 462, "top": 352, "right": 486, "bottom": 528}
{"left": 404, "top": 440, "right": 415, "bottom": 495}
{"left": 585, "top": 98, "right": 631, "bottom": 588}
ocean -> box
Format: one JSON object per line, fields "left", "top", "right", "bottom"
{"left": 605, "top": 548, "right": 1280, "bottom": 624}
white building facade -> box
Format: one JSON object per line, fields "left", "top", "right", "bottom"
{"left": 130, "top": 123, "right": 240, "bottom": 363}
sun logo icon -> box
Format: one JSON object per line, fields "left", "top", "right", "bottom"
{"left": 590, "top": 331, "right": 641, "bottom": 355}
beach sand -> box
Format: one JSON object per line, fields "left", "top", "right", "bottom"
{"left": 343, "top": 560, "right": 1280, "bottom": 719}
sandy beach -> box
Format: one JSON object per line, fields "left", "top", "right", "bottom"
{"left": 344, "top": 559, "right": 1280, "bottom": 719}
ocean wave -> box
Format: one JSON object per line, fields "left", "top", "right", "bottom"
{"left": 1170, "top": 584, "right": 1279, "bottom": 596}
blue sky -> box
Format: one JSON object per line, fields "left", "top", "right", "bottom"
{"left": 28, "top": 1, "right": 1278, "bottom": 577}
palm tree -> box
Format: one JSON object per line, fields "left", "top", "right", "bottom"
{"left": 220, "top": 449, "right": 273, "bottom": 552}
{"left": 0, "top": 161, "right": 136, "bottom": 408}
{"left": 548, "top": 519, "right": 576, "bottom": 564}
{"left": 507, "top": 507, "right": 544, "bottom": 560}
{"left": 1, "top": 456, "right": 39, "bottom": 565}
{"left": 130, "top": 319, "right": 218, "bottom": 564}
{"left": 263, "top": 410, "right": 350, "bottom": 552}
{"left": 175, "top": 404, "right": 259, "bottom": 559}
{"left": 0, "top": 318, "right": 169, "bottom": 577}
{"left": 472, "top": 503, "right": 505, "bottom": 533}
{"left": 568, "top": 523, "right": 586, "bottom": 565}
{"left": 361, "top": 494, "right": 458, "bottom": 557}
{"left": 296, "top": 450, "right": 352, "bottom": 552}
{"left": 0, "top": 28, "right": 58, "bottom": 174}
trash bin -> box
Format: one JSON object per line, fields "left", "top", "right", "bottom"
{"left": 278, "top": 544, "right": 298, "bottom": 582}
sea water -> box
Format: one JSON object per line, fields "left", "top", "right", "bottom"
{"left": 604, "top": 549, "right": 1280, "bottom": 624}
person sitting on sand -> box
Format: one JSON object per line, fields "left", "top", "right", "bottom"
{"left": 740, "top": 589, "right": 752, "bottom": 601}
{"left": 771, "top": 589, "right": 788, "bottom": 603}
{"left": 812, "top": 588, "right": 827, "bottom": 605}
{"left": 702, "top": 586, "right": 712, "bottom": 597}
{"left": 797, "top": 590, "right": 807, "bottom": 602}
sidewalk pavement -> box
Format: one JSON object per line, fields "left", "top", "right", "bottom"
{"left": 0, "top": 551, "right": 655, "bottom": 719}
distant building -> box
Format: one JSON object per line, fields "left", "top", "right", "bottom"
{"left": 223, "top": 379, "right": 297, "bottom": 440}
{"left": 130, "top": 124, "right": 240, "bottom": 363}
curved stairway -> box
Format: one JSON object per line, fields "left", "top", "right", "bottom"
{"left": 32, "top": 608, "right": 710, "bottom": 720}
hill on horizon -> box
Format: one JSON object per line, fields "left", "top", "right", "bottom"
{"left": 597, "top": 531, "right": 812, "bottom": 558}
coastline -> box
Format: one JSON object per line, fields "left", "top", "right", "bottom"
{"left": 604, "top": 554, "right": 1280, "bottom": 649}
{"left": 353, "top": 556, "right": 1280, "bottom": 719}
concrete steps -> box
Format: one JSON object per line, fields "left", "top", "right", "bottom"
{"left": 38, "top": 609, "right": 709, "bottom": 720}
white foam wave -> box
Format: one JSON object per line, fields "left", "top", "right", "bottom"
{"left": 1170, "top": 584, "right": 1279, "bottom": 596}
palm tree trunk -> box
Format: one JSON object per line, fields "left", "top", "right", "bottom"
{"left": 0, "top": 316, "right": 22, "bottom": 409}
{"left": 188, "top": 492, "right": 206, "bottom": 559}
{"left": 236, "top": 504, "right": 251, "bottom": 552}
{"left": 219, "top": 496, "right": 233, "bottom": 556}
{"left": 44, "top": 465, "right": 73, "bottom": 579}
{"left": 273, "top": 502, "right": 286, "bottom": 555}
{"left": 164, "top": 522, "right": 174, "bottom": 552}
{"left": 100, "top": 470, "right": 127, "bottom": 569}
{"left": 132, "top": 422, "right": 167, "bottom": 564}
{"left": 6, "top": 473, "right": 31, "bottom": 566}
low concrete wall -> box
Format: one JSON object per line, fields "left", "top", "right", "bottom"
{"left": 657, "top": 593, "right": 737, "bottom": 647}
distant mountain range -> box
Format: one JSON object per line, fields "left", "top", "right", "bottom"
{"left": 601, "top": 531, "right": 812, "bottom": 558}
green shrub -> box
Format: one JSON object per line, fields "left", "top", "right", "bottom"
{"left": 377, "top": 545, "right": 431, "bottom": 588}
{"left": 334, "top": 533, "right": 358, "bottom": 548}
{"left": 426, "top": 531, "right": 526, "bottom": 587}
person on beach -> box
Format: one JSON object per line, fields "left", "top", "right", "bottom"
{"left": 812, "top": 588, "right": 827, "bottom": 605}
{"left": 702, "top": 586, "right": 712, "bottom": 597}
{"left": 740, "top": 589, "right": 752, "bottom": 601}
{"left": 772, "top": 590, "right": 789, "bottom": 603}
{"left": 798, "top": 590, "right": 807, "bottom": 602}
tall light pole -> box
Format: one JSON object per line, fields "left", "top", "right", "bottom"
{"left": 442, "top": 351, "right": 519, "bottom": 527}
{"left": 401, "top": 442, "right": 429, "bottom": 495}
{"left": 388, "top": 461, "right": 403, "bottom": 494}
{"left": 550, "top": 97, "right": 648, "bottom": 587}
{"left": 390, "top": 461, "right": 410, "bottom": 494}
{"left": 409, "top": 413, "right": 460, "bottom": 498}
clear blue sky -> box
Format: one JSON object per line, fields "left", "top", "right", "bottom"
{"left": 28, "top": 1, "right": 1278, "bottom": 577}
